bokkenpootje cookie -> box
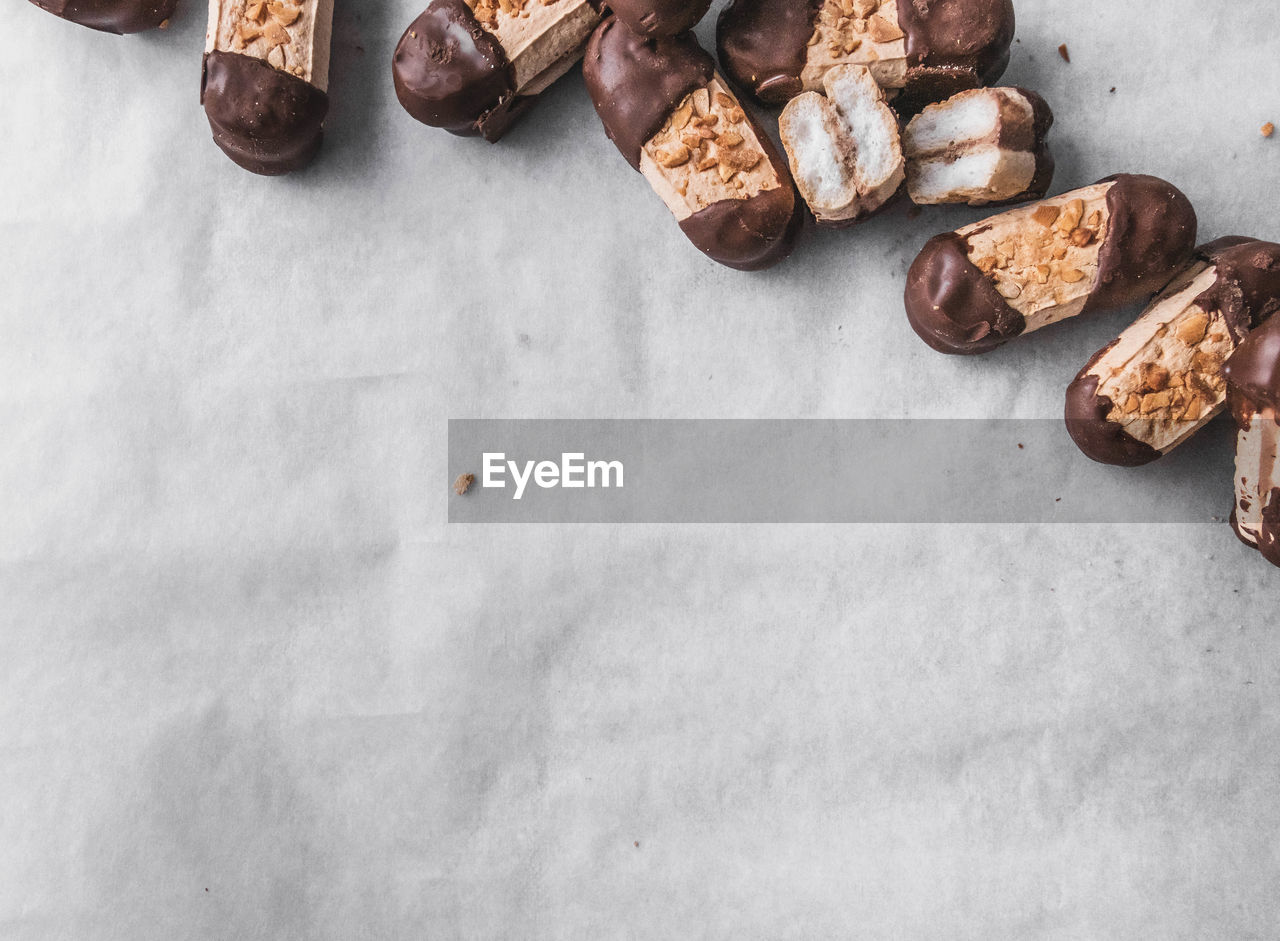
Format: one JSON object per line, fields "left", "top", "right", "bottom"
{"left": 716, "top": 0, "right": 1014, "bottom": 113}
{"left": 582, "top": 17, "right": 802, "bottom": 271}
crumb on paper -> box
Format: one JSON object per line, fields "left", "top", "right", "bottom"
{"left": 1263, "top": 122, "right": 1275, "bottom": 139}
{"left": 1058, "top": 43, "right": 1070, "bottom": 63}
{"left": 1109, "top": 86, "right": 1116, "bottom": 94}
{"left": 1017, "top": 443, "right": 1024, "bottom": 449}
{"left": 453, "top": 473, "right": 475, "bottom": 496}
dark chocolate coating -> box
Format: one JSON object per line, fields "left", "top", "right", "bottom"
{"left": 679, "top": 136, "right": 803, "bottom": 270}
{"left": 201, "top": 51, "right": 329, "bottom": 176}
{"left": 583, "top": 17, "right": 800, "bottom": 270}
{"left": 903, "top": 232, "right": 1024, "bottom": 354}
{"left": 1064, "top": 358, "right": 1160, "bottom": 468}
{"left": 1012, "top": 88, "right": 1054, "bottom": 203}
{"left": 1085, "top": 174, "right": 1198, "bottom": 313}
{"left": 716, "top": 0, "right": 1013, "bottom": 109}
{"left": 715, "top": 0, "right": 819, "bottom": 105}
{"left": 392, "top": 0, "right": 522, "bottom": 142}
{"left": 904, "top": 174, "right": 1196, "bottom": 356}
{"left": 28, "top": 0, "right": 176, "bottom": 33}
{"left": 607, "top": 0, "right": 711, "bottom": 38}
{"left": 894, "top": 0, "right": 1014, "bottom": 114}
{"left": 1196, "top": 237, "right": 1280, "bottom": 345}
{"left": 1065, "top": 238, "right": 1280, "bottom": 467}
{"left": 583, "top": 17, "right": 713, "bottom": 168}
{"left": 1226, "top": 305, "right": 1280, "bottom": 419}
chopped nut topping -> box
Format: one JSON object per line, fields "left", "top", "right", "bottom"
{"left": 867, "top": 13, "right": 903, "bottom": 42}
{"left": 1176, "top": 312, "right": 1209, "bottom": 344}
{"left": 717, "top": 131, "right": 744, "bottom": 148}
{"left": 1140, "top": 363, "right": 1169, "bottom": 392}
{"left": 1069, "top": 227, "right": 1095, "bottom": 248}
{"left": 717, "top": 148, "right": 761, "bottom": 172}
{"left": 1032, "top": 205, "right": 1060, "bottom": 228}
{"left": 656, "top": 144, "right": 691, "bottom": 168}
{"left": 267, "top": 0, "right": 299, "bottom": 24}
{"left": 1061, "top": 267, "right": 1086, "bottom": 284}
{"left": 1056, "top": 198, "right": 1084, "bottom": 233}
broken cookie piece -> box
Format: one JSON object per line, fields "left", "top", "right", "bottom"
{"left": 903, "top": 86, "right": 1053, "bottom": 206}
{"left": 1224, "top": 315, "right": 1280, "bottom": 568}
{"left": 392, "top": 0, "right": 602, "bottom": 142}
{"left": 778, "top": 64, "right": 904, "bottom": 225}
{"left": 202, "top": 0, "right": 334, "bottom": 174}
{"left": 28, "top": 0, "right": 177, "bottom": 33}
{"left": 583, "top": 18, "right": 801, "bottom": 270}
{"left": 904, "top": 174, "right": 1197, "bottom": 355}
{"left": 607, "top": 0, "right": 710, "bottom": 37}
{"left": 716, "top": 0, "right": 1014, "bottom": 111}
{"left": 1065, "top": 238, "right": 1280, "bottom": 466}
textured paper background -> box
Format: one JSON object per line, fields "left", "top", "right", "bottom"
{"left": 2, "top": 0, "right": 1279, "bottom": 937}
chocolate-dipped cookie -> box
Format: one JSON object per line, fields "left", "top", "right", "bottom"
{"left": 583, "top": 17, "right": 801, "bottom": 270}
{"left": 778, "top": 63, "right": 904, "bottom": 226}
{"left": 393, "top": 0, "right": 602, "bottom": 142}
{"left": 903, "top": 86, "right": 1053, "bottom": 206}
{"left": 28, "top": 0, "right": 176, "bottom": 33}
{"left": 1224, "top": 314, "right": 1280, "bottom": 568}
{"left": 201, "top": 0, "right": 334, "bottom": 175}
{"left": 607, "top": 0, "right": 710, "bottom": 37}
{"left": 716, "top": 0, "right": 1013, "bottom": 110}
{"left": 904, "top": 174, "right": 1197, "bottom": 355}
{"left": 1065, "top": 238, "right": 1280, "bottom": 467}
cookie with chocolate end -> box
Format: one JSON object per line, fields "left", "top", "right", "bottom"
{"left": 393, "top": 0, "right": 601, "bottom": 142}
{"left": 28, "top": 0, "right": 176, "bottom": 33}
{"left": 583, "top": 17, "right": 801, "bottom": 270}
{"left": 716, "top": 0, "right": 1013, "bottom": 110}
{"left": 904, "top": 174, "right": 1197, "bottom": 355}
{"left": 1064, "top": 238, "right": 1280, "bottom": 467}
{"left": 202, "top": 0, "right": 334, "bottom": 175}
{"left": 904, "top": 87, "right": 1053, "bottom": 206}
{"left": 607, "top": 0, "right": 711, "bottom": 38}
{"left": 779, "top": 64, "right": 904, "bottom": 226}
{"left": 1224, "top": 315, "right": 1280, "bottom": 568}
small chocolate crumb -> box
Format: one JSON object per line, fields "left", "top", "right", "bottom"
{"left": 1057, "top": 43, "right": 1070, "bottom": 63}
{"left": 1017, "top": 443, "right": 1024, "bottom": 449}
{"left": 1109, "top": 87, "right": 1116, "bottom": 94}
{"left": 1263, "top": 122, "right": 1275, "bottom": 139}
{"left": 453, "top": 473, "right": 475, "bottom": 496}
{"left": 634, "top": 841, "right": 640, "bottom": 848}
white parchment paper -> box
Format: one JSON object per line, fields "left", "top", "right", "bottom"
{"left": 2, "top": 0, "right": 1279, "bottom": 937}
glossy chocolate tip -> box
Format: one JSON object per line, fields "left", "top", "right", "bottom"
{"left": 1064, "top": 373, "right": 1161, "bottom": 467}
{"left": 583, "top": 17, "right": 714, "bottom": 168}
{"left": 715, "top": 0, "right": 818, "bottom": 105}
{"left": 679, "top": 176, "right": 802, "bottom": 271}
{"left": 895, "top": 0, "right": 1014, "bottom": 114}
{"left": 29, "top": 0, "right": 177, "bottom": 33}
{"left": 1225, "top": 311, "right": 1280, "bottom": 415}
{"left": 392, "top": 0, "right": 517, "bottom": 141}
{"left": 904, "top": 232, "right": 1025, "bottom": 355}
{"left": 608, "top": 0, "right": 712, "bottom": 38}
{"left": 1088, "top": 173, "right": 1198, "bottom": 312}
{"left": 202, "top": 51, "right": 328, "bottom": 176}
